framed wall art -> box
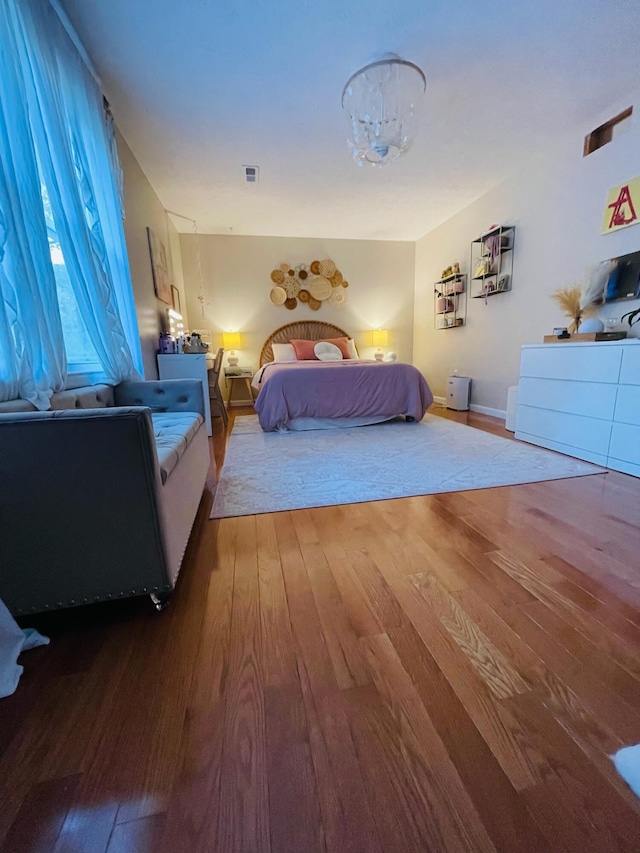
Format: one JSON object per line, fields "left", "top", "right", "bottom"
{"left": 170, "top": 285, "right": 181, "bottom": 313}
{"left": 147, "top": 227, "right": 172, "bottom": 305}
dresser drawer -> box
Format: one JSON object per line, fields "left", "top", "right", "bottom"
{"left": 518, "top": 377, "right": 617, "bottom": 420}
{"left": 614, "top": 385, "right": 640, "bottom": 426}
{"left": 519, "top": 345, "right": 622, "bottom": 383}
{"left": 607, "top": 456, "right": 640, "bottom": 477}
{"left": 619, "top": 346, "right": 640, "bottom": 386}
{"left": 609, "top": 422, "right": 640, "bottom": 466}
{"left": 516, "top": 432, "right": 608, "bottom": 467}
{"left": 515, "top": 404, "right": 612, "bottom": 455}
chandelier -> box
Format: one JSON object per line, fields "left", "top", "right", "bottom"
{"left": 341, "top": 57, "right": 426, "bottom": 167}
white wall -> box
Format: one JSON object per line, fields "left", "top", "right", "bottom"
{"left": 180, "top": 234, "right": 415, "bottom": 389}
{"left": 118, "top": 133, "right": 188, "bottom": 379}
{"left": 120, "top": 89, "right": 639, "bottom": 405}
{"left": 167, "top": 220, "right": 187, "bottom": 321}
{"left": 413, "top": 91, "right": 640, "bottom": 413}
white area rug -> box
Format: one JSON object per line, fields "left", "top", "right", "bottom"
{"left": 210, "top": 414, "right": 605, "bottom": 519}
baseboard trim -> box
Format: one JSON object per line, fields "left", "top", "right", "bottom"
{"left": 470, "top": 404, "right": 507, "bottom": 420}
{"left": 412, "top": 396, "right": 506, "bottom": 420}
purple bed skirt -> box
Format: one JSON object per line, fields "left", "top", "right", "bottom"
{"left": 254, "top": 360, "right": 433, "bottom": 431}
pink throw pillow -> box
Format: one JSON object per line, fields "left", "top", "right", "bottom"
{"left": 290, "top": 337, "right": 351, "bottom": 360}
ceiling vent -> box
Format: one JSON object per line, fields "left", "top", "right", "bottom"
{"left": 243, "top": 165, "right": 259, "bottom": 183}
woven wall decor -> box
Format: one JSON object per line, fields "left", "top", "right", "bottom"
{"left": 269, "top": 286, "right": 287, "bottom": 305}
{"left": 308, "top": 276, "right": 332, "bottom": 302}
{"left": 268, "top": 260, "right": 349, "bottom": 311}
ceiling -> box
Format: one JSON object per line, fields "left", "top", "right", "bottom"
{"left": 60, "top": 0, "right": 640, "bottom": 241}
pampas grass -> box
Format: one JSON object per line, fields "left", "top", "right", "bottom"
{"left": 551, "top": 261, "right": 614, "bottom": 334}
{"left": 581, "top": 259, "right": 615, "bottom": 310}
{"left": 551, "top": 285, "right": 598, "bottom": 334}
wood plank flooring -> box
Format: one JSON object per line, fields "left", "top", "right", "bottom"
{"left": 2, "top": 405, "right": 640, "bottom": 851}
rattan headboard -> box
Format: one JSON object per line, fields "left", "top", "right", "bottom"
{"left": 259, "top": 320, "right": 350, "bottom": 366}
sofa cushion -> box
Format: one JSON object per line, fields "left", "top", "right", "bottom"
{"left": 152, "top": 412, "right": 204, "bottom": 484}
{"left": 50, "top": 385, "right": 115, "bottom": 410}
{"left": 116, "top": 380, "right": 205, "bottom": 418}
{"left": 0, "top": 384, "right": 115, "bottom": 414}
{"left": 0, "top": 399, "right": 34, "bottom": 413}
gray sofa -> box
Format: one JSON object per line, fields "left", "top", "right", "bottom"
{"left": 0, "top": 380, "right": 210, "bottom": 616}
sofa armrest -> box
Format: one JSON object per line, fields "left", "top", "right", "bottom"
{"left": 115, "top": 379, "right": 205, "bottom": 420}
{"left": 0, "top": 408, "right": 170, "bottom": 615}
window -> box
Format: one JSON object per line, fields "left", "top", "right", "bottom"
{"left": 0, "top": 0, "right": 141, "bottom": 407}
{"left": 41, "top": 182, "right": 104, "bottom": 385}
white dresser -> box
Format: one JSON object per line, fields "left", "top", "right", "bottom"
{"left": 157, "top": 353, "right": 213, "bottom": 436}
{"left": 515, "top": 341, "right": 640, "bottom": 475}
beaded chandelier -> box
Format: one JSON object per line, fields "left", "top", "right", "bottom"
{"left": 341, "top": 57, "right": 426, "bottom": 167}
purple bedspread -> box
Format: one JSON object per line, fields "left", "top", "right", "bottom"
{"left": 254, "top": 360, "right": 433, "bottom": 431}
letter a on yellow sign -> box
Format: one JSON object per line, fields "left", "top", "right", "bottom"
{"left": 602, "top": 176, "right": 640, "bottom": 234}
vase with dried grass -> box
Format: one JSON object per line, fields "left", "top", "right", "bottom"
{"left": 550, "top": 261, "right": 614, "bottom": 335}
{"left": 550, "top": 285, "right": 599, "bottom": 334}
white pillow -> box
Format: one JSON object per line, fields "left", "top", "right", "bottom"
{"left": 382, "top": 351, "right": 397, "bottom": 362}
{"left": 272, "top": 342, "right": 297, "bottom": 362}
{"left": 314, "top": 341, "right": 343, "bottom": 361}
{"left": 347, "top": 338, "right": 359, "bottom": 360}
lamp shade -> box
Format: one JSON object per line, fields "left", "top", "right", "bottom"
{"left": 372, "top": 329, "right": 388, "bottom": 348}
{"left": 223, "top": 331, "right": 241, "bottom": 351}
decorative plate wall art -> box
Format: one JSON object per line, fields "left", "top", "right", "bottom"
{"left": 268, "top": 259, "right": 349, "bottom": 310}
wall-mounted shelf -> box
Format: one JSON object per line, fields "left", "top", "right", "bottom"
{"left": 470, "top": 278, "right": 511, "bottom": 298}
{"left": 472, "top": 272, "right": 500, "bottom": 281}
{"left": 470, "top": 226, "right": 515, "bottom": 301}
{"left": 476, "top": 224, "right": 512, "bottom": 242}
{"left": 434, "top": 273, "right": 466, "bottom": 329}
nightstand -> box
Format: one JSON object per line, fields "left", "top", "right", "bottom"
{"left": 224, "top": 366, "right": 254, "bottom": 406}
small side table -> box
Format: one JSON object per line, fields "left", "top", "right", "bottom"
{"left": 224, "top": 366, "right": 254, "bottom": 407}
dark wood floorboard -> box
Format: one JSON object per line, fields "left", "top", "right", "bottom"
{"left": 2, "top": 405, "right": 640, "bottom": 851}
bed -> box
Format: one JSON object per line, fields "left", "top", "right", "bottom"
{"left": 253, "top": 320, "right": 433, "bottom": 431}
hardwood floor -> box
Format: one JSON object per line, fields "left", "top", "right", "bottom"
{"left": 3, "top": 405, "right": 640, "bottom": 851}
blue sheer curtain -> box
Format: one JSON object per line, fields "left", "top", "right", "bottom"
{"left": 0, "top": 0, "right": 143, "bottom": 406}
{"left": 0, "top": 2, "right": 66, "bottom": 408}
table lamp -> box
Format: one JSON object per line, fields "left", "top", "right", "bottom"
{"left": 223, "top": 331, "right": 241, "bottom": 367}
{"left": 371, "top": 329, "right": 388, "bottom": 361}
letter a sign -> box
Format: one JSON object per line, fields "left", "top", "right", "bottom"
{"left": 602, "top": 176, "right": 640, "bottom": 234}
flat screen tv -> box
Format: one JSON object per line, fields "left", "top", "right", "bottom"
{"left": 604, "top": 249, "right": 640, "bottom": 302}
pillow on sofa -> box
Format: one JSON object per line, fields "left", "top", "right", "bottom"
{"left": 272, "top": 342, "right": 297, "bottom": 362}
{"left": 290, "top": 337, "right": 351, "bottom": 360}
